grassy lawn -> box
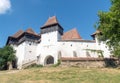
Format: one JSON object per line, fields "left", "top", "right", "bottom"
{"left": 0, "top": 67, "right": 120, "bottom": 83}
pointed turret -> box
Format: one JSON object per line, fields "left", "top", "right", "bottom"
{"left": 41, "top": 16, "right": 58, "bottom": 29}
{"left": 41, "top": 16, "right": 63, "bottom": 35}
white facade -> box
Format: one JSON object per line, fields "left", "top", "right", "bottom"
{"left": 7, "top": 17, "right": 111, "bottom": 69}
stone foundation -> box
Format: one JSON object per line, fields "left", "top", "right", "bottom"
{"left": 60, "top": 57, "right": 118, "bottom": 68}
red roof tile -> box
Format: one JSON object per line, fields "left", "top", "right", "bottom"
{"left": 11, "top": 28, "right": 39, "bottom": 38}
{"left": 62, "top": 28, "right": 82, "bottom": 40}
{"left": 41, "top": 16, "right": 58, "bottom": 28}
{"left": 11, "top": 30, "right": 24, "bottom": 38}
{"left": 25, "top": 28, "right": 38, "bottom": 36}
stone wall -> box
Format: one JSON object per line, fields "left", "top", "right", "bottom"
{"left": 60, "top": 57, "right": 118, "bottom": 68}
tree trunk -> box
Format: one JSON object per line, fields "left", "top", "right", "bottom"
{"left": 7, "top": 62, "right": 13, "bottom": 70}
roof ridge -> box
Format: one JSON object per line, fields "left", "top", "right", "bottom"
{"left": 41, "top": 16, "right": 58, "bottom": 28}
{"left": 11, "top": 30, "right": 24, "bottom": 38}
{"left": 62, "top": 28, "right": 82, "bottom": 40}
{"left": 25, "top": 28, "right": 37, "bottom": 35}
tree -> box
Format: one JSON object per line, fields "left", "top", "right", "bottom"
{"left": 96, "top": 0, "right": 120, "bottom": 57}
{"left": 0, "top": 45, "right": 16, "bottom": 70}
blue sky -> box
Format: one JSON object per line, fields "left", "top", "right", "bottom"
{"left": 0, "top": 0, "right": 111, "bottom": 47}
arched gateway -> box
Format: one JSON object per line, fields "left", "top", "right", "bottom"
{"left": 44, "top": 55, "right": 54, "bottom": 65}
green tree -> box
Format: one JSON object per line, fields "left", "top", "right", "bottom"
{"left": 0, "top": 45, "right": 16, "bottom": 70}
{"left": 96, "top": 0, "right": 120, "bottom": 57}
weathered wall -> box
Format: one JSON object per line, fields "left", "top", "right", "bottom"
{"left": 60, "top": 57, "right": 118, "bottom": 68}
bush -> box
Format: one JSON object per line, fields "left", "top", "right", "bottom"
{"left": 0, "top": 45, "right": 15, "bottom": 70}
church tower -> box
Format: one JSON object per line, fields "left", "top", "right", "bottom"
{"left": 40, "top": 16, "right": 63, "bottom": 45}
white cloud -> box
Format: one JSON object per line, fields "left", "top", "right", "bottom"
{"left": 0, "top": 0, "right": 11, "bottom": 14}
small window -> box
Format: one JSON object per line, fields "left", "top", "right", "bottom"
{"left": 73, "top": 51, "right": 77, "bottom": 57}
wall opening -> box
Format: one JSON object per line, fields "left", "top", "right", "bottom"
{"left": 73, "top": 51, "right": 77, "bottom": 57}
{"left": 45, "top": 55, "right": 54, "bottom": 65}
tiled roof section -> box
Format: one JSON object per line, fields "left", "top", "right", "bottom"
{"left": 11, "top": 28, "right": 39, "bottom": 38}
{"left": 62, "top": 28, "right": 82, "bottom": 40}
{"left": 11, "top": 30, "right": 24, "bottom": 38}
{"left": 42, "top": 16, "right": 58, "bottom": 28}
{"left": 25, "top": 28, "right": 38, "bottom": 36}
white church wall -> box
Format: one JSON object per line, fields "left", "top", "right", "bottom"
{"left": 41, "top": 31, "right": 58, "bottom": 46}
{"left": 37, "top": 43, "right": 58, "bottom": 65}
{"left": 36, "top": 31, "right": 60, "bottom": 66}
{"left": 99, "top": 41, "right": 111, "bottom": 58}
{"left": 23, "top": 41, "right": 37, "bottom": 64}
{"left": 58, "top": 41, "right": 99, "bottom": 58}
{"left": 95, "top": 35, "right": 111, "bottom": 58}
{"left": 12, "top": 42, "right": 26, "bottom": 69}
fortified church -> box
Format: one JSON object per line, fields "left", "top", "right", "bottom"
{"left": 6, "top": 16, "right": 111, "bottom": 69}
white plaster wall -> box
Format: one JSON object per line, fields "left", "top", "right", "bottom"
{"left": 95, "top": 35, "right": 110, "bottom": 58}
{"left": 36, "top": 31, "right": 60, "bottom": 65}
{"left": 23, "top": 41, "right": 37, "bottom": 64}
{"left": 12, "top": 42, "right": 26, "bottom": 69}
{"left": 58, "top": 41, "right": 98, "bottom": 58}
{"left": 41, "top": 31, "right": 59, "bottom": 46}
{"left": 99, "top": 41, "right": 110, "bottom": 58}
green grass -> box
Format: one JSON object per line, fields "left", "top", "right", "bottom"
{"left": 0, "top": 67, "right": 120, "bottom": 83}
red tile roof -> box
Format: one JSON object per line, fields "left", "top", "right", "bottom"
{"left": 41, "top": 16, "right": 58, "bottom": 28}
{"left": 11, "top": 28, "right": 39, "bottom": 38}
{"left": 62, "top": 28, "right": 82, "bottom": 40}
{"left": 25, "top": 28, "right": 38, "bottom": 36}
{"left": 11, "top": 30, "right": 24, "bottom": 38}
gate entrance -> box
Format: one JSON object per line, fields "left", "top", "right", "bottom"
{"left": 45, "top": 56, "right": 54, "bottom": 65}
